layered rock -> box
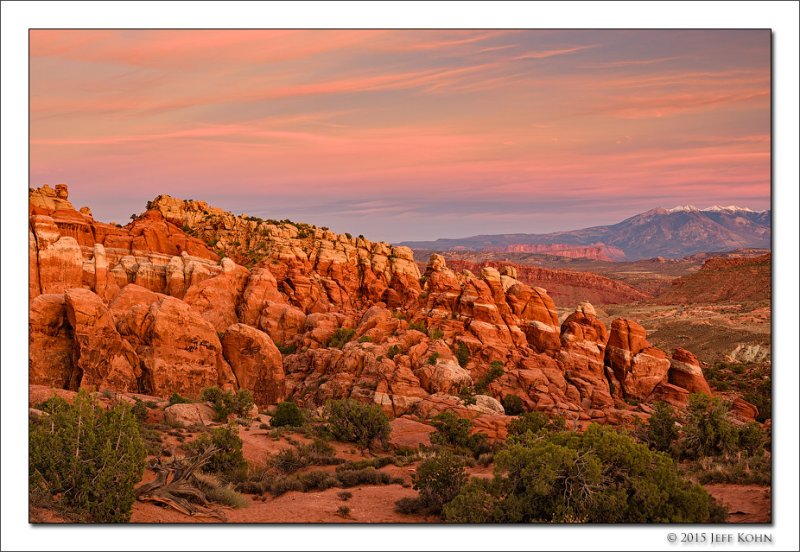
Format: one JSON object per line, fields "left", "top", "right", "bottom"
{"left": 668, "top": 348, "right": 712, "bottom": 395}
{"left": 605, "top": 319, "right": 670, "bottom": 400}
{"left": 557, "top": 303, "right": 614, "bottom": 409}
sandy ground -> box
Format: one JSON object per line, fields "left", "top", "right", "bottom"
{"left": 704, "top": 484, "right": 771, "bottom": 524}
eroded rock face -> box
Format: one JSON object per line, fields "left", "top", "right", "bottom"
{"left": 183, "top": 259, "right": 250, "bottom": 332}
{"left": 668, "top": 348, "right": 711, "bottom": 395}
{"left": 605, "top": 319, "right": 670, "bottom": 400}
{"left": 29, "top": 294, "right": 75, "bottom": 389}
{"left": 558, "top": 306, "right": 613, "bottom": 409}
{"left": 221, "top": 324, "right": 285, "bottom": 405}
{"left": 117, "top": 295, "right": 235, "bottom": 398}
{"left": 64, "top": 288, "right": 140, "bottom": 392}
{"left": 31, "top": 216, "right": 83, "bottom": 295}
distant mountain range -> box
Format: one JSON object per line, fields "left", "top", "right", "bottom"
{"left": 397, "top": 205, "right": 771, "bottom": 261}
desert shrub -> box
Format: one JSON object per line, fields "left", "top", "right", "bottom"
{"left": 29, "top": 389, "right": 146, "bottom": 522}
{"left": 682, "top": 452, "right": 771, "bottom": 486}
{"left": 410, "top": 451, "right": 468, "bottom": 515}
{"left": 465, "top": 432, "right": 493, "bottom": 458}
{"left": 269, "top": 475, "right": 303, "bottom": 496}
{"left": 387, "top": 345, "right": 402, "bottom": 360}
{"left": 271, "top": 448, "right": 309, "bottom": 474}
{"left": 429, "top": 327, "right": 445, "bottom": 340}
{"left": 507, "top": 411, "right": 551, "bottom": 436}
{"left": 168, "top": 391, "right": 194, "bottom": 406}
{"left": 131, "top": 397, "right": 149, "bottom": 422}
{"left": 474, "top": 361, "right": 504, "bottom": 394}
{"left": 744, "top": 379, "right": 771, "bottom": 422}
{"left": 358, "top": 335, "right": 373, "bottom": 343}
{"left": 298, "top": 470, "right": 341, "bottom": 492}
{"left": 408, "top": 321, "right": 428, "bottom": 334}
{"left": 184, "top": 425, "right": 247, "bottom": 476}
{"left": 731, "top": 363, "right": 747, "bottom": 375}
{"left": 275, "top": 342, "right": 298, "bottom": 355}
{"left": 336, "top": 505, "right": 351, "bottom": 518}
{"left": 271, "top": 401, "right": 305, "bottom": 428}
{"left": 477, "top": 452, "right": 494, "bottom": 467}
{"left": 458, "top": 386, "right": 477, "bottom": 406}
{"left": 680, "top": 394, "right": 740, "bottom": 459}
{"left": 737, "top": 423, "right": 766, "bottom": 454}
{"left": 501, "top": 394, "right": 525, "bottom": 416}
{"left": 640, "top": 401, "right": 679, "bottom": 454}
{"left": 429, "top": 411, "right": 471, "bottom": 449}
{"left": 443, "top": 424, "right": 726, "bottom": 523}
{"left": 199, "top": 387, "right": 254, "bottom": 422}
{"left": 395, "top": 496, "right": 426, "bottom": 514}
{"left": 328, "top": 328, "right": 356, "bottom": 349}
{"left": 486, "top": 360, "right": 504, "bottom": 382}
{"left": 337, "top": 457, "right": 390, "bottom": 472}
{"left": 338, "top": 467, "right": 389, "bottom": 487}
{"left": 338, "top": 491, "right": 353, "bottom": 501}
{"left": 138, "top": 424, "right": 164, "bottom": 456}
{"left": 455, "top": 342, "right": 470, "bottom": 368}
{"left": 427, "top": 352, "right": 439, "bottom": 365}
{"left": 323, "top": 399, "right": 391, "bottom": 448}
{"left": 205, "top": 485, "right": 248, "bottom": 508}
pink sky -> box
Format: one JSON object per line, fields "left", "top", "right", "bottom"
{"left": 29, "top": 29, "right": 770, "bottom": 241}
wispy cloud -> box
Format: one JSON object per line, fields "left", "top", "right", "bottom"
{"left": 29, "top": 29, "right": 770, "bottom": 242}
{"left": 513, "top": 44, "right": 599, "bottom": 60}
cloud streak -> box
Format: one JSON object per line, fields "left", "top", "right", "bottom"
{"left": 29, "top": 29, "right": 771, "bottom": 242}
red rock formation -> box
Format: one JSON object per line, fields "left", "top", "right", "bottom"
{"left": 221, "top": 323, "right": 286, "bottom": 405}
{"left": 28, "top": 187, "right": 730, "bottom": 432}
{"left": 446, "top": 259, "right": 650, "bottom": 306}
{"left": 184, "top": 258, "right": 250, "bottom": 333}
{"left": 29, "top": 294, "right": 75, "bottom": 389}
{"left": 653, "top": 253, "right": 771, "bottom": 305}
{"left": 64, "top": 288, "right": 140, "bottom": 392}
{"left": 483, "top": 242, "right": 625, "bottom": 261}
{"left": 557, "top": 302, "right": 614, "bottom": 409}
{"left": 115, "top": 295, "right": 236, "bottom": 397}
{"left": 605, "top": 318, "right": 670, "bottom": 400}
{"left": 668, "top": 348, "right": 712, "bottom": 395}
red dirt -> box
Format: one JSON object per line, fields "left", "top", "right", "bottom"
{"left": 704, "top": 484, "right": 771, "bottom": 523}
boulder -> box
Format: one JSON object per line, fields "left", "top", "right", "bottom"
{"left": 118, "top": 296, "right": 236, "bottom": 398}
{"left": 668, "top": 348, "right": 711, "bottom": 395}
{"left": 417, "top": 359, "right": 473, "bottom": 395}
{"left": 648, "top": 382, "right": 690, "bottom": 408}
{"left": 221, "top": 323, "right": 286, "bottom": 405}
{"left": 164, "top": 402, "right": 216, "bottom": 426}
{"left": 731, "top": 397, "right": 759, "bottom": 422}
{"left": 64, "top": 288, "right": 140, "bottom": 392}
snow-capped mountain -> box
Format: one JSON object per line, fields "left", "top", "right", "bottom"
{"left": 398, "top": 206, "right": 771, "bottom": 260}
